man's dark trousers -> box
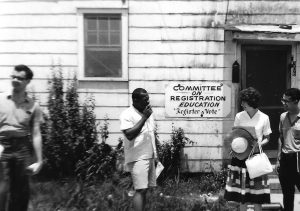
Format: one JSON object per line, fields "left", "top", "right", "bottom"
{"left": 279, "top": 152, "right": 300, "bottom": 211}
{"left": 0, "top": 137, "right": 31, "bottom": 211}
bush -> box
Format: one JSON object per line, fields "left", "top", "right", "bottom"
{"left": 157, "top": 125, "right": 194, "bottom": 183}
{"left": 40, "top": 66, "right": 100, "bottom": 179}
{"left": 75, "top": 118, "right": 124, "bottom": 182}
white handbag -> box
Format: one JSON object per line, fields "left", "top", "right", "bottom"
{"left": 245, "top": 143, "right": 273, "bottom": 179}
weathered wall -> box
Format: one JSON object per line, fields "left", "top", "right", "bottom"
{"left": 0, "top": 0, "right": 300, "bottom": 172}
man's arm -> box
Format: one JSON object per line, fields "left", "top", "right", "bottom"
{"left": 277, "top": 137, "right": 282, "bottom": 161}
{"left": 123, "top": 105, "right": 152, "bottom": 141}
{"left": 27, "top": 120, "right": 43, "bottom": 174}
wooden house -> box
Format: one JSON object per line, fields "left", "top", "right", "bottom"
{"left": 1, "top": 0, "right": 300, "bottom": 172}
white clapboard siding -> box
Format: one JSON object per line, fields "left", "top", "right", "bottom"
{"left": 0, "top": 54, "right": 77, "bottom": 66}
{"left": 226, "top": 14, "right": 300, "bottom": 25}
{"left": 227, "top": 1, "right": 300, "bottom": 14}
{"left": 91, "top": 119, "right": 233, "bottom": 134}
{"left": 129, "top": 41, "right": 224, "bottom": 54}
{"left": 0, "top": 79, "right": 129, "bottom": 95}
{"left": 129, "top": 14, "right": 225, "bottom": 28}
{"left": 129, "top": 54, "right": 225, "bottom": 68}
{"left": 129, "top": 1, "right": 300, "bottom": 15}
{"left": 0, "top": 1, "right": 126, "bottom": 14}
{"left": 0, "top": 41, "right": 77, "bottom": 54}
{"left": 0, "top": 66, "right": 77, "bottom": 79}
{"left": 0, "top": 15, "right": 76, "bottom": 28}
{"left": 130, "top": 1, "right": 226, "bottom": 14}
{"left": 184, "top": 160, "right": 223, "bottom": 172}
{"left": 35, "top": 92, "right": 129, "bottom": 107}
{"left": 129, "top": 28, "right": 224, "bottom": 41}
{"left": 129, "top": 68, "right": 231, "bottom": 81}
{"left": 0, "top": 28, "right": 77, "bottom": 41}
{"left": 183, "top": 147, "right": 222, "bottom": 160}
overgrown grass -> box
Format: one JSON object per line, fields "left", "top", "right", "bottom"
{"left": 29, "top": 171, "right": 238, "bottom": 211}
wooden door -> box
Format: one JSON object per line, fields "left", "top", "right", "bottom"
{"left": 242, "top": 45, "right": 291, "bottom": 150}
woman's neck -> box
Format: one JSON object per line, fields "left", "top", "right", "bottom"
{"left": 246, "top": 108, "right": 258, "bottom": 118}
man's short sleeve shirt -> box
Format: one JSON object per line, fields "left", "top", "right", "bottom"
{"left": 279, "top": 112, "right": 300, "bottom": 153}
{"left": 120, "top": 106, "right": 156, "bottom": 164}
{"left": 0, "top": 93, "right": 43, "bottom": 139}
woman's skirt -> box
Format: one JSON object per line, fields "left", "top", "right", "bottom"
{"left": 224, "top": 157, "right": 271, "bottom": 204}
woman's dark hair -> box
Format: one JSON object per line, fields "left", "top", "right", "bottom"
{"left": 239, "top": 87, "right": 261, "bottom": 109}
{"left": 14, "top": 64, "right": 33, "bottom": 80}
{"left": 284, "top": 88, "right": 300, "bottom": 102}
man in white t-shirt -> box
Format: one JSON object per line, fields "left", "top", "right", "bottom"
{"left": 120, "top": 88, "right": 157, "bottom": 211}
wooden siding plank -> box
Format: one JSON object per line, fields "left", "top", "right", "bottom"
{"left": 129, "top": 41, "right": 224, "bottom": 54}
{"left": 0, "top": 28, "right": 77, "bottom": 41}
{"left": 183, "top": 147, "right": 222, "bottom": 160}
{"left": 0, "top": 15, "right": 76, "bottom": 28}
{"left": 130, "top": 1, "right": 226, "bottom": 14}
{"left": 129, "top": 68, "right": 231, "bottom": 81}
{"left": 129, "top": 28, "right": 224, "bottom": 41}
{"left": 72, "top": 119, "right": 233, "bottom": 134}
{"left": 0, "top": 54, "right": 77, "bottom": 66}
{"left": 130, "top": 1, "right": 300, "bottom": 15}
{"left": 0, "top": 41, "right": 77, "bottom": 54}
{"left": 129, "top": 14, "right": 225, "bottom": 28}
{"left": 0, "top": 1, "right": 126, "bottom": 14}
{"left": 183, "top": 160, "right": 223, "bottom": 172}
{"left": 226, "top": 14, "right": 300, "bottom": 25}
{"left": 129, "top": 54, "right": 225, "bottom": 68}
{"left": 32, "top": 92, "right": 130, "bottom": 107}
{"left": 0, "top": 66, "right": 77, "bottom": 79}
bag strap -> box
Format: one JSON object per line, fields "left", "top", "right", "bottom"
{"left": 247, "top": 142, "right": 264, "bottom": 159}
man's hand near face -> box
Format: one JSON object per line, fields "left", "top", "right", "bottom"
{"left": 142, "top": 105, "right": 153, "bottom": 119}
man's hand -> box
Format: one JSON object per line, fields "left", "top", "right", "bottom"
{"left": 275, "top": 160, "right": 280, "bottom": 174}
{"left": 142, "top": 105, "right": 153, "bottom": 118}
{"left": 27, "top": 161, "right": 43, "bottom": 175}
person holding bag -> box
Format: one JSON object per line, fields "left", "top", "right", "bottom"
{"left": 224, "top": 87, "right": 272, "bottom": 211}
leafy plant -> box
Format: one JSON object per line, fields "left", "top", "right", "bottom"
{"left": 157, "top": 124, "right": 194, "bottom": 183}
{"left": 75, "top": 118, "right": 123, "bottom": 182}
{"left": 40, "top": 66, "right": 100, "bottom": 179}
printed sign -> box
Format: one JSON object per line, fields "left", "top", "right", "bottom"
{"left": 165, "top": 82, "right": 231, "bottom": 118}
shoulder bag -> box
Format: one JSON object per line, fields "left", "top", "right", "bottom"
{"left": 245, "top": 143, "right": 273, "bottom": 179}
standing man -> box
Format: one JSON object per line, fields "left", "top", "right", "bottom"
{"left": 276, "top": 88, "right": 300, "bottom": 211}
{"left": 120, "top": 88, "right": 157, "bottom": 211}
{"left": 0, "top": 64, "right": 43, "bottom": 211}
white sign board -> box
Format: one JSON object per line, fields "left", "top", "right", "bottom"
{"left": 165, "top": 82, "right": 231, "bottom": 118}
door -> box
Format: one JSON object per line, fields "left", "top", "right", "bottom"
{"left": 241, "top": 45, "right": 291, "bottom": 150}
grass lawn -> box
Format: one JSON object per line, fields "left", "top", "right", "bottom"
{"left": 28, "top": 172, "right": 239, "bottom": 211}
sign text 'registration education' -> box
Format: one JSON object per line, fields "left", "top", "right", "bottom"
{"left": 165, "top": 82, "right": 231, "bottom": 118}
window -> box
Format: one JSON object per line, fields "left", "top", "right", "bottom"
{"left": 78, "top": 9, "right": 128, "bottom": 81}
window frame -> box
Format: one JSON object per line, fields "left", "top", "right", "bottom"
{"left": 77, "top": 8, "right": 128, "bottom": 81}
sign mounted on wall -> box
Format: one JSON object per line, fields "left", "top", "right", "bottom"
{"left": 165, "top": 82, "right": 231, "bottom": 118}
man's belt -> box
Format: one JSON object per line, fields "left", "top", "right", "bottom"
{"left": 0, "top": 136, "right": 30, "bottom": 146}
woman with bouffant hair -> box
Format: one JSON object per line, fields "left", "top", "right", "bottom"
{"left": 224, "top": 87, "right": 272, "bottom": 211}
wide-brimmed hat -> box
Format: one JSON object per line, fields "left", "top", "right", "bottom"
{"left": 225, "top": 127, "right": 256, "bottom": 160}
